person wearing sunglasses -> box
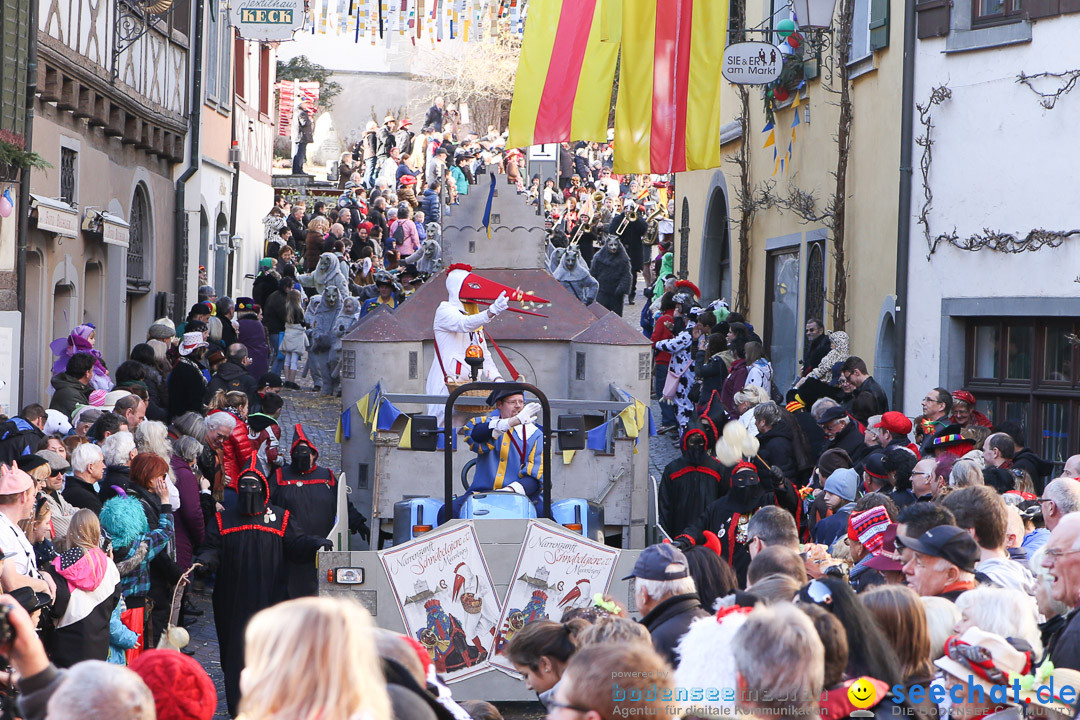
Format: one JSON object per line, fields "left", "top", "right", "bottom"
{"left": 35, "top": 450, "right": 77, "bottom": 540}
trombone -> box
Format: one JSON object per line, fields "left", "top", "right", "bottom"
{"left": 614, "top": 203, "right": 639, "bottom": 236}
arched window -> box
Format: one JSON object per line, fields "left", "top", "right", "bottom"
{"left": 127, "top": 184, "right": 150, "bottom": 284}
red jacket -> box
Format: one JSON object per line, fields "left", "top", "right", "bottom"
{"left": 651, "top": 310, "right": 676, "bottom": 365}
{"left": 210, "top": 409, "right": 255, "bottom": 491}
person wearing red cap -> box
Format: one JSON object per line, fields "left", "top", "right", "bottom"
{"left": 129, "top": 649, "right": 216, "bottom": 720}
{"left": 873, "top": 411, "right": 920, "bottom": 457}
{"left": 950, "top": 390, "right": 993, "bottom": 429}
{"left": 398, "top": 173, "right": 420, "bottom": 209}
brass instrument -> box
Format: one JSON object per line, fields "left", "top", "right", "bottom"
{"left": 570, "top": 210, "right": 603, "bottom": 247}
{"left": 614, "top": 203, "right": 639, "bottom": 236}
{"left": 591, "top": 190, "right": 605, "bottom": 205}
{"left": 642, "top": 204, "right": 667, "bottom": 246}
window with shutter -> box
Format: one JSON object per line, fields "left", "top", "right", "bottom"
{"left": 870, "top": 0, "right": 890, "bottom": 48}
{"left": 206, "top": 0, "right": 219, "bottom": 103}
{"left": 915, "top": 0, "right": 950, "bottom": 38}
{"left": 219, "top": 23, "right": 232, "bottom": 103}
{"left": 1024, "top": 0, "right": 1059, "bottom": 17}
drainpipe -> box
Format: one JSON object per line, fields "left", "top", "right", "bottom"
{"left": 893, "top": 0, "right": 917, "bottom": 408}
{"left": 228, "top": 70, "right": 240, "bottom": 298}
{"left": 16, "top": 0, "right": 39, "bottom": 404}
{"left": 174, "top": 0, "right": 204, "bottom": 322}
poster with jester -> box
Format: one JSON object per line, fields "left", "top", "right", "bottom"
{"left": 380, "top": 522, "right": 500, "bottom": 683}
{"left": 489, "top": 521, "right": 620, "bottom": 676}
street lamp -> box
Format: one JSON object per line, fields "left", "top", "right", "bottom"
{"left": 216, "top": 229, "right": 230, "bottom": 250}
{"left": 791, "top": 0, "right": 838, "bottom": 56}
{"left": 792, "top": 0, "right": 839, "bottom": 28}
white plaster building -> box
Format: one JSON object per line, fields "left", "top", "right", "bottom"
{"left": 902, "top": 7, "right": 1080, "bottom": 469}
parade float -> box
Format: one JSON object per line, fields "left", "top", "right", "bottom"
{"left": 319, "top": 173, "right": 657, "bottom": 701}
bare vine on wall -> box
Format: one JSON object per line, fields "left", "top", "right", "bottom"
{"left": 1017, "top": 69, "right": 1080, "bottom": 109}
{"left": 728, "top": 0, "right": 753, "bottom": 315}
{"left": 752, "top": 179, "right": 851, "bottom": 324}
{"left": 827, "top": 0, "right": 855, "bottom": 332}
{"left": 917, "top": 83, "right": 1078, "bottom": 256}
{"left": 915, "top": 84, "right": 952, "bottom": 259}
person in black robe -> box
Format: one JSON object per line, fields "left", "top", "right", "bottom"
{"left": 678, "top": 463, "right": 787, "bottom": 587}
{"left": 658, "top": 421, "right": 728, "bottom": 538}
{"left": 271, "top": 424, "right": 338, "bottom": 599}
{"left": 197, "top": 462, "right": 330, "bottom": 716}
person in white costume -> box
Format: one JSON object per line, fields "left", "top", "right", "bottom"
{"left": 425, "top": 264, "right": 548, "bottom": 422}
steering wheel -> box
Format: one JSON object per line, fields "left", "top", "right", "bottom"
{"left": 461, "top": 458, "right": 477, "bottom": 492}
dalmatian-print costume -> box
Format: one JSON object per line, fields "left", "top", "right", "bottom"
{"left": 655, "top": 328, "right": 696, "bottom": 432}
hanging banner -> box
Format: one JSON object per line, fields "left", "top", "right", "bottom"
{"left": 230, "top": 0, "right": 306, "bottom": 40}
{"left": 379, "top": 522, "right": 500, "bottom": 683}
{"left": 489, "top": 521, "right": 619, "bottom": 676}
{"left": 276, "top": 81, "right": 320, "bottom": 137}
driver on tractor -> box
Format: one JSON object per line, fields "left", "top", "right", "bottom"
{"left": 450, "top": 384, "right": 544, "bottom": 519}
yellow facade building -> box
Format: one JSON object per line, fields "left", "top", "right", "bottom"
{"left": 674, "top": 0, "right": 905, "bottom": 398}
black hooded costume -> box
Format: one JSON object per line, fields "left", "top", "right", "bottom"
{"left": 590, "top": 235, "right": 633, "bottom": 315}
{"left": 658, "top": 422, "right": 728, "bottom": 538}
{"left": 680, "top": 463, "right": 788, "bottom": 586}
{"left": 198, "top": 461, "right": 330, "bottom": 716}
{"left": 271, "top": 424, "right": 338, "bottom": 599}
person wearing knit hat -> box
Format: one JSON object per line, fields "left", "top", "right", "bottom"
{"left": 847, "top": 505, "right": 892, "bottom": 592}
{"left": 147, "top": 323, "right": 175, "bottom": 342}
{"left": 130, "top": 649, "right": 217, "bottom": 720}
{"left": 812, "top": 468, "right": 860, "bottom": 548}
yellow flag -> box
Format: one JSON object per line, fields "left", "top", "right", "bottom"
{"left": 562, "top": 450, "right": 576, "bottom": 464}
{"left": 398, "top": 418, "right": 413, "bottom": 450}
{"left": 357, "top": 395, "right": 371, "bottom": 424}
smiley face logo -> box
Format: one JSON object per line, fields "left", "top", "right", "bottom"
{"left": 848, "top": 677, "right": 877, "bottom": 709}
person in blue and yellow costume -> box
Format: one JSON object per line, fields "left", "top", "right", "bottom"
{"left": 454, "top": 384, "right": 543, "bottom": 519}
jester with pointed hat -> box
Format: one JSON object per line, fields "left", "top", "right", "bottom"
{"left": 424, "top": 263, "right": 548, "bottom": 422}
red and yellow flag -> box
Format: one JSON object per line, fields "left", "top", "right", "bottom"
{"left": 507, "top": 0, "right": 619, "bottom": 148}
{"left": 614, "top": 0, "right": 727, "bottom": 174}
{"left": 508, "top": 0, "right": 727, "bottom": 174}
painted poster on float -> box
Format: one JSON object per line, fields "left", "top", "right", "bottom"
{"left": 379, "top": 522, "right": 499, "bottom": 682}
{"left": 489, "top": 521, "right": 620, "bottom": 676}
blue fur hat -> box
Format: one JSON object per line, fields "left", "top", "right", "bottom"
{"left": 99, "top": 496, "right": 148, "bottom": 549}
